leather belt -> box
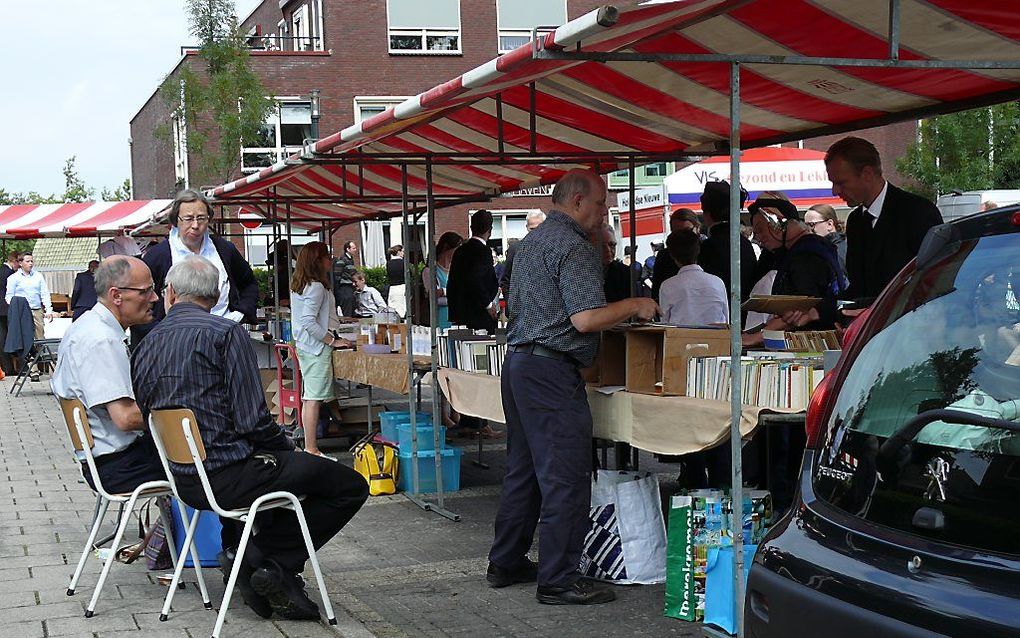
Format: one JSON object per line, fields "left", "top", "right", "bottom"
{"left": 509, "top": 343, "right": 578, "bottom": 366}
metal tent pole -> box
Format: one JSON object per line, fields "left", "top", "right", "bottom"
{"left": 728, "top": 61, "right": 746, "bottom": 638}
{"left": 628, "top": 156, "right": 637, "bottom": 298}
{"left": 399, "top": 165, "right": 422, "bottom": 501}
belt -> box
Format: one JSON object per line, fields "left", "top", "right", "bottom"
{"left": 509, "top": 343, "right": 578, "bottom": 366}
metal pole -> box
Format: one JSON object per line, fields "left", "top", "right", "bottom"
{"left": 888, "top": 0, "right": 902, "bottom": 61}
{"left": 400, "top": 165, "right": 422, "bottom": 498}
{"left": 628, "top": 156, "right": 637, "bottom": 298}
{"left": 728, "top": 62, "right": 746, "bottom": 638}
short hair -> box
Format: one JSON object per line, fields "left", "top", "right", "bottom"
{"left": 825, "top": 136, "right": 882, "bottom": 176}
{"left": 7, "top": 251, "right": 21, "bottom": 262}
{"left": 526, "top": 210, "right": 546, "bottom": 224}
{"left": 667, "top": 229, "right": 701, "bottom": 266}
{"left": 351, "top": 271, "right": 366, "bottom": 282}
{"left": 671, "top": 208, "right": 700, "bottom": 226}
{"left": 88, "top": 259, "right": 100, "bottom": 268}
{"left": 344, "top": 240, "right": 357, "bottom": 253}
{"left": 551, "top": 170, "right": 595, "bottom": 206}
{"left": 166, "top": 255, "right": 220, "bottom": 304}
{"left": 602, "top": 224, "right": 617, "bottom": 243}
{"left": 169, "top": 188, "right": 213, "bottom": 226}
{"left": 94, "top": 257, "right": 134, "bottom": 300}
{"left": 470, "top": 209, "right": 493, "bottom": 236}
{"left": 21, "top": 252, "right": 33, "bottom": 258}
{"left": 701, "top": 181, "right": 748, "bottom": 218}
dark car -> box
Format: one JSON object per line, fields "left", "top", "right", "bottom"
{"left": 745, "top": 206, "right": 1020, "bottom": 637}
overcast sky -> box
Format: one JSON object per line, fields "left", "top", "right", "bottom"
{"left": 0, "top": 0, "right": 260, "bottom": 197}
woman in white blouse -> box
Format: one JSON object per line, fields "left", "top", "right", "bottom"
{"left": 290, "top": 241, "right": 351, "bottom": 456}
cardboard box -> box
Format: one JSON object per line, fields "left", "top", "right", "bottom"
{"left": 625, "top": 326, "right": 730, "bottom": 396}
{"left": 382, "top": 323, "right": 409, "bottom": 354}
{"left": 582, "top": 330, "right": 627, "bottom": 386}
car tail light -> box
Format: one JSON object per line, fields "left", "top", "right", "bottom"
{"left": 805, "top": 372, "right": 835, "bottom": 449}
{"left": 840, "top": 306, "right": 871, "bottom": 350}
{"left": 1012, "top": 211, "right": 1020, "bottom": 226}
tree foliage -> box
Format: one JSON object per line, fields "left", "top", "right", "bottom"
{"left": 897, "top": 103, "right": 1020, "bottom": 200}
{"left": 157, "top": 0, "right": 275, "bottom": 188}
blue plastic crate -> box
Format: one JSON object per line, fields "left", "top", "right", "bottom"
{"left": 396, "top": 422, "right": 446, "bottom": 453}
{"left": 379, "top": 411, "right": 431, "bottom": 442}
{"left": 397, "top": 447, "right": 462, "bottom": 494}
{"left": 169, "top": 499, "right": 223, "bottom": 567}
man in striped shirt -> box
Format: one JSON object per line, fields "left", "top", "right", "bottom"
{"left": 132, "top": 255, "right": 368, "bottom": 621}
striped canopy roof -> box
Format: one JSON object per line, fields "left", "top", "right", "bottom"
{"left": 0, "top": 200, "right": 171, "bottom": 239}
{"left": 209, "top": 0, "right": 1020, "bottom": 224}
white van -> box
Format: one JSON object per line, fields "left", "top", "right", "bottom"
{"left": 936, "top": 189, "right": 1020, "bottom": 222}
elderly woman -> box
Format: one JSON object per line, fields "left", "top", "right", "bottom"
{"left": 134, "top": 189, "right": 259, "bottom": 343}
{"left": 291, "top": 241, "right": 351, "bottom": 456}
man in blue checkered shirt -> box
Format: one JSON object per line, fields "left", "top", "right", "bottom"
{"left": 486, "top": 169, "right": 659, "bottom": 605}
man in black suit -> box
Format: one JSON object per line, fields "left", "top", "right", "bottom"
{"left": 71, "top": 259, "right": 100, "bottom": 321}
{"left": 825, "top": 136, "right": 943, "bottom": 304}
{"left": 0, "top": 251, "right": 21, "bottom": 374}
{"left": 447, "top": 209, "right": 500, "bottom": 334}
{"left": 697, "top": 181, "right": 758, "bottom": 305}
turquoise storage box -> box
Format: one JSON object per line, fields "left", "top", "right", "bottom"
{"left": 170, "top": 499, "right": 223, "bottom": 567}
{"left": 379, "top": 411, "right": 431, "bottom": 442}
{"left": 397, "top": 447, "right": 462, "bottom": 494}
{"left": 396, "top": 422, "right": 446, "bottom": 452}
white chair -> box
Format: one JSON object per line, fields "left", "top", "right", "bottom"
{"left": 148, "top": 408, "right": 337, "bottom": 637}
{"left": 58, "top": 398, "right": 211, "bottom": 618}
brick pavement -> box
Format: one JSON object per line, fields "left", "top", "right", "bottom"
{"left": 1, "top": 376, "right": 702, "bottom": 638}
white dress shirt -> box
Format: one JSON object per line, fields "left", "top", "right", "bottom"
{"left": 659, "top": 264, "right": 729, "bottom": 327}
{"left": 6, "top": 269, "right": 52, "bottom": 313}
{"left": 168, "top": 228, "right": 243, "bottom": 322}
{"left": 51, "top": 303, "right": 140, "bottom": 459}
{"left": 356, "top": 285, "right": 389, "bottom": 317}
{"left": 864, "top": 181, "right": 889, "bottom": 228}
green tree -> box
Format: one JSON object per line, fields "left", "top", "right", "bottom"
{"left": 101, "top": 178, "right": 133, "bottom": 202}
{"left": 897, "top": 103, "right": 1020, "bottom": 200}
{"left": 62, "top": 156, "right": 94, "bottom": 203}
{"left": 157, "top": 0, "right": 275, "bottom": 188}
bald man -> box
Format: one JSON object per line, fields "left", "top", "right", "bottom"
{"left": 52, "top": 256, "right": 164, "bottom": 493}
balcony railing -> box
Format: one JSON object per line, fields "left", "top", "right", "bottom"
{"left": 179, "top": 35, "right": 323, "bottom": 55}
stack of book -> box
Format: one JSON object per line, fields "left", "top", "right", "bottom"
{"left": 685, "top": 352, "right": 826, "bottom": 410}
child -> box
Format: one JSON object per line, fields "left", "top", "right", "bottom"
{"left": 352, "top": 271, "right": 391, "bottom": 317}
{"left": 658, "top": 230, "right": 729, "bottom": 327}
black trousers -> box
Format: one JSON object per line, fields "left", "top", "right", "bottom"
{"left": 489, "top": 351, "right": 592, "bottom": 587}
{"left": 334, "top": 284, "right": 355, "bottom": 318}
{"left": 82, "top": 434, "right": 166, "bottom": 494}
{"left": 175, "top": 450, "right": 368, "bottom": 573}
{"left": 0, "top": 315, "right": 12, "bottom": 375}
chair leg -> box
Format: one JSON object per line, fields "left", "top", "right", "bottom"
{"left": 292, "top": 501, "right": 336, "bottom": 625}
{"left": 188, "top": 522, "right": 212, "bottom": 610}
{"left": 212, "top": 514, "right": 257, "bottom": 638}
{"left": 156, "top": 503, "right": 187, "bottom": 591}
{"left": 160, "top": 509, "right": 208, "bottom": 620}
{"left": 68, "top": 496, "right": 109, "bottom": 595}
{"left": 85, "top": 493, "right": 140, "bottom": 617}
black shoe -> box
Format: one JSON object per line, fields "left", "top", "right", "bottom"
{"left": 486, "top": 559, "right": 538, "bottom": 588}
{"left": 249, "top": 559, "right": 320, "bottom": 620}
{"left": 536, "top": 580, "right": 616, "bottom": 605}
{"left": 217, "top": 550, "right": 273, "bottom": 619}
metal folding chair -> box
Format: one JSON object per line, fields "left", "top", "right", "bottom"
{"left": 58, "top": 398, "right": 210, "bottom": 618}
{"left": 148, "top": 408, "right": 337, "bottom": 637}
{"left": 11, "top": 338, "right": 60, "bottom": 396}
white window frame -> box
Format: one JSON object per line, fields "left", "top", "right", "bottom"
{"left": 276, "top": 19, "right": 287, "bottom": 50}
{"left": 353, "top": 96, "right": 412, "bottom": 124}
{"left": 171, "top": 114, "right": 189, "bottom": 187}
{"left": 496, "top": 0, "right": 567, "bottom": 54}
{"left": 386, "top": 0, "right": 461, "bottom": 55}
{"left": 292, "top": 3, "right": 310, "bottom": 51}
{"left": 241, "top": 96, "right": 311, "bottom": 174}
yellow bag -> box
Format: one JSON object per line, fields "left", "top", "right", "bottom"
{"left": 351, "top": 434, "right": 399, "bottom": 496}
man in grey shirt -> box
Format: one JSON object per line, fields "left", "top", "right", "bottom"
{"left": 486, "top": 169, "right": 658, "bottom": 605}
{"left": 51, "top": 256, "right": 163, "bottom": 493}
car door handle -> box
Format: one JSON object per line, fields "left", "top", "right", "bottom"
{"left": 748, "top": 588, "right": 770, "bottom": 623}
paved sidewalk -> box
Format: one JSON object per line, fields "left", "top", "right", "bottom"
{"left": 1, "top": 377, "right": 702, "bottom": 638}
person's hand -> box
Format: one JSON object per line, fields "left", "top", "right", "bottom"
{"left": 630, "top": 298, "right": 659, "bottom": 322}
{"left": 742, "top": 331, "right": 763, "bottom": 347}
{"left": 332, "top": 337, "right": 353, "bottom": 349}
{"left": 841, "top": 307, "right": 866, "bottom": 318}
{"left": 487, "top": 304, "right": 499, "bottom": 320}
{"left": 782, "top": 307, "right": 819, "bottom": 328}
{"left": 44, "top": 312, "right": 54, "bottom": 321}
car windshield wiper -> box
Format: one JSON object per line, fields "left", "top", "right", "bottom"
{"left": 876, "top": 409, "right": 1020, "bottom": 477}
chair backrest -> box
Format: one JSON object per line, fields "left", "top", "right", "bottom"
{"left": 150, "top": 408, "right": 207, "bottom": 464}
{"left": 58, "top": 397, "right": 94, "bottom": 452}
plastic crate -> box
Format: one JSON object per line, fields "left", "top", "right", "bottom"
{"left": 397, "top": 447, "right": 462, "bottom": 494}
{"left": 379, "top": 411, "right": 431, "bottom": 442}
{"left": 169, "top": 499, "right": 223, "bottom": 567}
{"left": 396, "top": 422, "right": 446, "bottom": 453}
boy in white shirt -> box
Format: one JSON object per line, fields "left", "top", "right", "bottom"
{"left": 352, "top": 271, "right": 391, "bottom": 318}
{"left": 658, "top": 230, "right": 729, "bottom": 327}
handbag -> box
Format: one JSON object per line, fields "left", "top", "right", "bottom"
{"left": 351, "top": 433, "right": 399, "bottom": 496}
{"left": 579, "top": 470, "right": 668, "bottom": 585}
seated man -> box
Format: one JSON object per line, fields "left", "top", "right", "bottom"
{"left": 132, "top": 255, "right": 368, "bottom": 621}
{"left": 51, "top": 255, "right": 164, "bottom": 493}
{"left": 352, "top": 271, "right": 390, "bottom": 317}
{"left": 659, "top": 229, "right": 729, "bottom": 327}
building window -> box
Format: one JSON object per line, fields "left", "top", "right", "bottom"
{"left": 241, "top": 100, "right": 312, "bottom": 173}
{"left": 496, "top": 0, "right": 567, "bottom": 53}
{"left": 282, "top": 0, "right": 323, "bottom": 51}
{"left": 644, "top": 162, "right": 668, "bottom": 177}
{"left": 172, "top": 115, "right": 189, "bottom": 187}
{"left": 354, "top": 96, "right": 412, "bottom": 124}
{"left": 386, "top": 0, "right": 460, "bottom": 54}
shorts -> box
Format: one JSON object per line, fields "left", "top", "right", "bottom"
{"left": 296, "top": 345, "right": 336, "bottom": 401}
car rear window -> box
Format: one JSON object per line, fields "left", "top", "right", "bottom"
{"left": 813, "top": 232, "right": 1020, "bottom": 556}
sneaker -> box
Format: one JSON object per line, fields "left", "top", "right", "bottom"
{"left": 486, "top": 559, "right": 538, "bottom": 588}
{"left": 536, "top": 579, "right": 616, "bottom": 605}
{"left": 249, "top": 559, "right": 320, "bottom": 620}
{"left": 217, "top": 550, "right": 273, "bottom": 619}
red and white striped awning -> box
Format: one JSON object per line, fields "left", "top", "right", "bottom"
{"left": 210, "top": 0, "right": 1020, "bottom": 221}
{"left": 0, "top": 200, "right": 171, "bottom": 239}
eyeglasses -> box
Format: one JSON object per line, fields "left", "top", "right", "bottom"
{"left": 178, "top": 215, "right": 209, "bottom": 225}
{"left": 118, "top": 285, "right": 156, "bottom": 295}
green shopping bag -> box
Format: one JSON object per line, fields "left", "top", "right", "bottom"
{"left": 663, "top": 495, "right": 697, "bottom": 621}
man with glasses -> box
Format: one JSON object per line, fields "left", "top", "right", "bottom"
{"left": 52, "top": 256, "right": 165, "bottom": 493}
{"left": 132, "top": 188, "right": 259, "bottom": 343}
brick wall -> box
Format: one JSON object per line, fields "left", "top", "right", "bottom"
{"left": 803, "top": 120, "right": 919, "bottom": 188}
